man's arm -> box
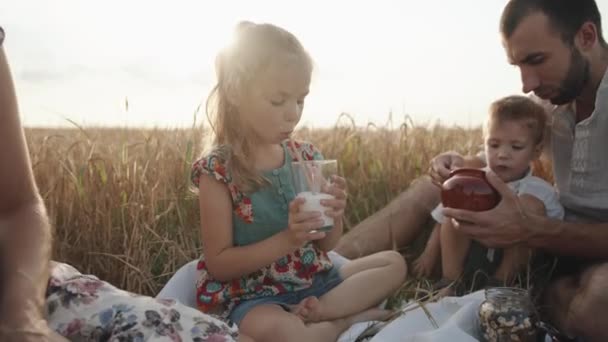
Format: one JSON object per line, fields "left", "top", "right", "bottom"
{"left": 526, "top": 215, "right": 608, "bottom": 259}
{"left": 0, "top": 42, "right": 53, "bottom": 337}
{"left": 442, "top": 171, "right": 608, "bottom": 260}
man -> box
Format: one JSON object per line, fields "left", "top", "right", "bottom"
{"left": 336, "top": 0, "right": 608, "bottom": 340}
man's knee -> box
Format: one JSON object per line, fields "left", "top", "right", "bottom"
{"left": 575, "top": 263, "right": 608, "bottom": 312}
{"left": 334, "top": 175, "right": 438, "bottom": 259}
{"left": 410, "top": 175, "right": 439, "bottom": 197}
{"left": 568, "top": 263, "right": 608, "bottom": 339}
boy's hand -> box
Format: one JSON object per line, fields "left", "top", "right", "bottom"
{"left": 429, "top": 151, "right": 465, "bottom": 183}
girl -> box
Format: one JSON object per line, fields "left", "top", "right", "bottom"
{"left": 191, "top": 22, "right": 407, "bottom": 342}
{"left": 413, "top": 95, "right": 564, "bottom": 295}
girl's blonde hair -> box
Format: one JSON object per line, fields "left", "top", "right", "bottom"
{"left": 205, "top": 21, "right": 313, "bottom": 193}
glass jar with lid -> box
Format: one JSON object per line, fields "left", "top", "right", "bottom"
{"left": 478, "top": 287, "right": 538, "bottom": 342}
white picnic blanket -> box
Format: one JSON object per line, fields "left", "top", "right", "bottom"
{"left": 157, "top": 254, "right": 551, "bottom": 342}
{"left": 333, "top": 291, "right": 485, "bottom": 342}
{"left": 338, "top": 287, "right": 554, "bottom": 342}
{"left": 156, "top": 252, "right": 380, "bottom": 341}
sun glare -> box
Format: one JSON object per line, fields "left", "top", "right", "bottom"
{"left": 2, "top": 0, "right": 608, "bottom": 128}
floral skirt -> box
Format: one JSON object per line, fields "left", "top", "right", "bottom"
{"left": 46, "top": 262, "right": 239, "bottom": 342}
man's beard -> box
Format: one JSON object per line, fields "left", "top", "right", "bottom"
{"left": 550, "top": 48, "right": 591, "bottom": 105}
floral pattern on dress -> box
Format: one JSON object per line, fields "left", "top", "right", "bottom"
{"left": 191, "top": 153, "right": 254, "bottom": 223}
{"left": 285, "top": 140, "right": 323, "bottom": 162}
{"left": 46, "top": 262, "right": 239, "bottom": 342}
{"left": 190, "top": 140, "right": 333, "bottom": 320}
{"left": 190, "top": 141, "right": 323, "bottom": 224}
{"left": 194, "top": 242, "right": 332, "bottom": 319}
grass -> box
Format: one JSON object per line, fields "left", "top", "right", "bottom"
{"left": 27, "top": 117, "right": 547, "bottom": 301}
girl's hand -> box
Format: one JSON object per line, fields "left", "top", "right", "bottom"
{"left": 286, "top": 197, "right": 327, "bottom": 248}
{"left": 320, "top": 175, "right": 347, "bottom": 221}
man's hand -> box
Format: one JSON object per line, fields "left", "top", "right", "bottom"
{"left": 442, "top": 171, "right": 532, "bottom": 248}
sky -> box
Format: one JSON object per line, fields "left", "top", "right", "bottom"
{"left": 2, "top": 0, "right": 608, "bottom": 129}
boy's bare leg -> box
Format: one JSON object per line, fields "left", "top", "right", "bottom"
{"left": 438, "top": 218, "right": 471, "bottom": 296}
{"left": 494, "top": 245, "right": 531, "bottom": 285}
{"left": 492, "top": 195, "right": 545, "bottom": 284}
{"left": 413, "top": 223, "right": 441, "bottom": 278}
{"left": 335, "top": 177, "right": 440, "bottom": 259}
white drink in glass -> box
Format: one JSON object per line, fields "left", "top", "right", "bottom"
{"left": 291, "top": 159, "right": 339, "bottom": 232}
{"left": 297, "top": 191, "right": 334, "bottom": 232}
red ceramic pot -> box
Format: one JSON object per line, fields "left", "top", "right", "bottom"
{"left": 441, "top": 168, "right": 500, "bottom": 211}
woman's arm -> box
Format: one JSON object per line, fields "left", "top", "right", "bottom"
{"left": 0, "top": 39, "right": 54, "bottom": 339}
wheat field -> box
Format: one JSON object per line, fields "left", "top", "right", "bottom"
{"left": 27, "top": 118, "right": 489, "bottom": 297}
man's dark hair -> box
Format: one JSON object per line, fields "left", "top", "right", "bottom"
{"left": 500, "top": 0, "right": 607, "bottom": 47}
